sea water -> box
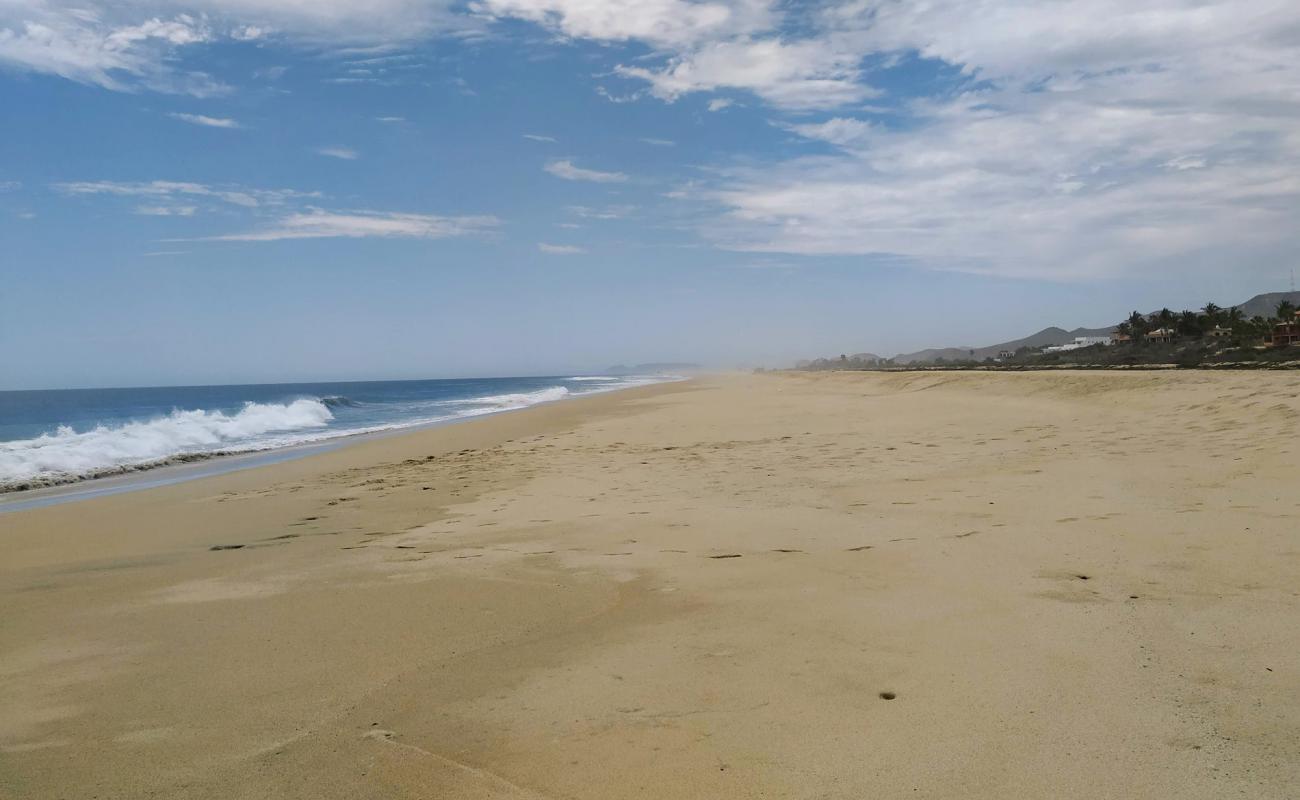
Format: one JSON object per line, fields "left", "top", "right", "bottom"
{"left": 0, "top": 375, "right": 669, "bottom": 492}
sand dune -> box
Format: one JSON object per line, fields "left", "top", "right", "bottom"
{"left": 1, "top": 372, "right": 1297, "bottom": 798}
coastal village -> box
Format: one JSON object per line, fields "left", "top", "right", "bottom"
{"left": 1025, "top": 302, "right": 1300, "bottom": 356}
{"left": 803, "top": 293, "right": 1300, "bottom": 370}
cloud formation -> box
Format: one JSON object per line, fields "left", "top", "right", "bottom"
{"left": 135, "top": 204, "right": 197, "bottom": 216}
{"left": 544, "top": 159, "right": 627, "bottom": 183}
{"left": 0, "top": 9, "right": 224, "bottom": 95}
{"left": 14, "top": 0, "right": 1300, "bottom": 284}
{"left": 211, "top": 209, "right": 500, "bottom": 241}
{"left": 315, "top": 146, "right": 359, "bottom": 160}
{"left": 168, "top": 112, "right": 241, "bottom": 128}
{"left": 617, "top": 37, "right": 873, "bottom": 110}
{"left": 537, "top": 242, "right": 585, "bottom": 254}
{"left": 699, "top": 0, "right": 1300, "bottom": 280}
{"left": 53, "top": 179, "right": 316, "bottom": 209}
{"left": 0, "top": 1, "right": 466, "bottom": 95}
{"left": 472, "top": 0, "right": 772, "bottom": 48}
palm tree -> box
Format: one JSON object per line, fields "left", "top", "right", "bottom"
{"left": 1226, "top": 307, "right": 1244, "bottom": 326}
{"left": 1156, "top": 308, "right": 1176, "bottom": 330}
{"left": 1277, "top": 300, "right": 1297, "bottom": 321}
{"left": 1203, "top": 302, "right": 1222, "bottom": 327}
{"left": 1124, "top": 311, "right": 1150, "bottom": 343}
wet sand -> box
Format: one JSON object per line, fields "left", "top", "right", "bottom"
{"left": 2, "top": 372, "right": 1297, "bottom": 798}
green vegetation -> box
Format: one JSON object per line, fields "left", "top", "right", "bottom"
{"left": 800, "top": 298, "right": 1300, "bottom": 371}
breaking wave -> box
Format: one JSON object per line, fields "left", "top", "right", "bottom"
{"left": 442, "top": 386, "right": 571, "bottom": 416}
{"left": 0, "top": 399, "right": 333, "bottom": 490}
{"left": 0, "top": 377, "right": 674, "bottom": 494}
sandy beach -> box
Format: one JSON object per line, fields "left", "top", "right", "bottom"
{"left": 2, "top": 371, "right": 1297, "bottom": 799}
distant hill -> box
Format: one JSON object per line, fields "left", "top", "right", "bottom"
{"left": 889, "top": 291, "right": 1298, "bottom": 364}
{"left": 893, "top": 326, "right": 1114, "bottom": 364}
{"left": 1232, "top": 291, "right": 1300, "bottom": 319}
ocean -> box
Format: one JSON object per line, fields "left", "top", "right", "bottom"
{"left": 0, "top": 375, "right": 671, "bottom": 492}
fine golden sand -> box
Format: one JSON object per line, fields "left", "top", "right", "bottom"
{"left": 2, "top": 371, "right": 1298, "bottom": 799}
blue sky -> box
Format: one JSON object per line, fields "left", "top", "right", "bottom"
{"left": 2, "top": 1, "right": 1297, "bottom": 389}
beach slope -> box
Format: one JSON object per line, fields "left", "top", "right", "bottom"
{"left": 1, "top": 372, "right": 1297, "bottom": 798}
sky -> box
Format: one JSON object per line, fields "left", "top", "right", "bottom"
{"left": 1, "top": 0, "right": 1298, "bottom": 389}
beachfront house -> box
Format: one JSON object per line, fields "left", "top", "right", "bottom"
{"left": 1043, "top": 336, "right": 1115, "bottom": 354}
{"left": 1264, "top": 311, "right": 1300, "bottom": 347}
{"left": 1146, "top": 328, "right": 1176, "bottom": 344}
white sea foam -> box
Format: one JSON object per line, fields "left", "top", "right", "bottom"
{"left": 567, "top": 376, "right": 619, "bottom": 381}
{"left": 0, "top": 378, "right": 676, "bottom": 494}
{"left": 0, "top": 399, "right": 333, "bottom": 489}
{"left": 449, "top": 386, "right": 571, "bottom": 415}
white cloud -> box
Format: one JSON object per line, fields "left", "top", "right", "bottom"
{"left": 135, "top": 204, "right": 197, "bottom": 216}
{"left": 315, "top": 146, "right": 359, "bottom": 160}
{"left": 0, "top": 1, "right": 469, "bottom": 95}
{"left": 523, "top": 133, "right": 557, "bottom": 142}
{"left": 375, "top": 115, "right": 406, "bottom": 122}
{"left": 568, "top": 204, "right": 634, "bottom": 219}
{"left": 210, "top": 209, "right": 500, "bottom": 241}
{"left": 53, "top": 180, "right": 317, "bottom": 209}
{"left": 783, "top": 117, "right": 873, "bottom": 148}
{"left": 704, "top": 1, "right": 1300, "bottom": 280}
{"left": 476, "top": 0, "right": 875, "bottom": 110}
{"left": 16, "top": 211, "right": 36, "bottom": 219}
{"left": 472, "top": 0, "right": 773, "bottom": 48}
{"left": 195, "top": 0, "right": 467, "bottom": 42}
{"left": 0, "top": 180, "right": 20, "bottom": 191}
{"left": 168, "top": 112, "right": 241, "bottom": 128}
{"left": 12, "top": 0, "right": 1299, "bottom": 285}
{"left": 617, "top": 37, "right": 874, "bottom": 110}
{"left": 594, "top": 85, "right": 644, "bottom": 104}
{"left": 1164, "top": 156, "right": 1207, "bottom": 172}
{"left": 544, "top": 159, "right": 627, "bottom": 183}
{"left": 0, "top": 10, "right": 225, "bottom": 95}
{"left": 538, "top": 242, "right": 585, "bottom": 254}
{"left": 639, "top": 137, "right": 676, "bottom": 146}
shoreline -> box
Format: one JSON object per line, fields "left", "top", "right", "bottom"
{"left": 0, "top": 378, "right": 685, "bottom": 511}
{"left": 2, "top": 370, "right": 1295, "bottom": 798}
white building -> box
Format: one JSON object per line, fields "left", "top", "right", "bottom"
{"left": 1042, "top": 336, "right": 1113, "bottom": 354}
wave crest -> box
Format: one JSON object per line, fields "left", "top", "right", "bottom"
{"left": 0, "top": 399, "right": 333, "bottom": 489}
{"left": 473, "top": 386, "right": 570, "bottom": 408}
